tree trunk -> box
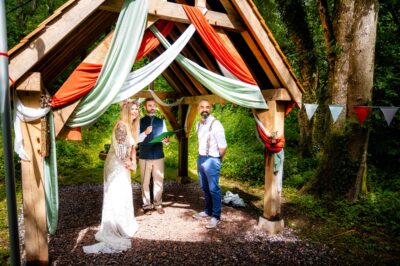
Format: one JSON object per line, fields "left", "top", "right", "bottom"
{"left": 276, "top": 0, "right": 318, "bottom": 158}
{"left": 311, "top": 0, "right": 378, "bottom": 198}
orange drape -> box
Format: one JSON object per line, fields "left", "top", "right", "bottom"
{"left": 256, "top": 124, "right": 285, "bottom": 153}
{"left": 51, "top": 20, "right": 175, "bottom": 108}
{"left": 183, "top": 6, "right": 256, "bottom": 85}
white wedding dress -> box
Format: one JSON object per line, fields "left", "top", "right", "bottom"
{"left": 83, "top": 122, "right": 138, "bottom": 254}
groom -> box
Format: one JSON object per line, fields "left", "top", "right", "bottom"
{"left": 138, "top": 98, "right": 169, "bottom": 215}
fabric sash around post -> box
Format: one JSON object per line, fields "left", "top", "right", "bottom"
{"left": 44, "top": 110, "right": 59, "bottom": 234}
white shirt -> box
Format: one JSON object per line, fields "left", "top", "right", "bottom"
{"left": 196, "top": 115, "right": 227, "bottom": 157}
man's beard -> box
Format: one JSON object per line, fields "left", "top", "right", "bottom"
{"left": 201, "top": 111, "right": 209, "bottom": 120}
{"left": 148, "top": 110, "right": 156, "bottom": 116}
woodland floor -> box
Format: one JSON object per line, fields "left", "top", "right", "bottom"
{"left": 20, "top": 181, "right": 341, "bottom": 265}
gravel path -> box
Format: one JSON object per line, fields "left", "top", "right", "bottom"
{"left": 46, "top": 181, "right": 339, "bottom": 265}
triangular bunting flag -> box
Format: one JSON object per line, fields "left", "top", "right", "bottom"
{"left": 304, "top": 104, "right": 319, "bottom": 120}
{"left": 329, "top": 105, "right": 344, "bottom": 123}
{"left": 353, "top": 106, "right": 372, "bottom": 126}
{"left": 380, "top": 107, "right": 399, "bottom": 126}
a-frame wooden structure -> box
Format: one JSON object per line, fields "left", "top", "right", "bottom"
{"left": 8, "top": 0, "right": 303, "bottom": 263}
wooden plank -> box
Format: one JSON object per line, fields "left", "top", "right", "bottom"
{"left": 195, "top": 0, "right": 207, "bottom": 8}
{"left": 18, "top": 79, "right": 48, "bottom": 263}
{"left": 232, "top": 0, "right": 303, "bottom": 106}
{"left": 100, "top": 0, "right": 244, "bottom": 31}
{"left": 262, "top": 89, "right": 291, "bottom": 101}
{"left": 9, "top": 0, "right": 106, "bottom": 84}
{"left": 184, "top": 104, "right": 199, "bottom": 138}
{"left": 16, "top": 72, "right": 42, "bottom": 92}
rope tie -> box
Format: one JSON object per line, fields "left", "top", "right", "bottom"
{"left": 0, "top": 52, "right": 16, "bottom": 86}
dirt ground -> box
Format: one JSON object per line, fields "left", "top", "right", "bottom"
{"left": 27, "top": 180, "right": 339, "bottom": 265}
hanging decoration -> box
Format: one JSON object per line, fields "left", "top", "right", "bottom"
{"left": 253, "top": 113, "right": 285, "bottom": 153}
{"left": 304, "top": 103, "right": 319, "bottom": 120}
{"left": 328, "top": 104, "right": 344, "bottom": 123}
{"left": 353, "top": 106, "right": 372, "bottom": 126}
{"left": 380, "top": 107, "right": 399, "bottom": 126}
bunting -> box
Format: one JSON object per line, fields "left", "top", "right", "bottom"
{"left": 302, "top": 103, "right": 399, "bottom": 126}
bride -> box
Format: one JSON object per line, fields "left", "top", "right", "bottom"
{"left": 83, "top": 100, "right": 140, "bottom": 254}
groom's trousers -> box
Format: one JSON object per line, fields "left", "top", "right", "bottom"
{"left": 139, "top": 158, "right": 164, "bottom": 209}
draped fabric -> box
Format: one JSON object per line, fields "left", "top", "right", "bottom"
{"left": 51, "top": 20, "right": 174, "bottom": 109}
{"left": 44, "top": 110, "right": 59, "bottom": 234}
{"left": 51, "top": 63, "right": 102, "bottom": 108}
{"left": 254, "top": 113, "right": 285, "bottom": 153}
{"left": 152, "top": 27, "right": 268, "bottom": 109}
{"left": 14, "top": 96, "right": 50, "bottom": 160}
{"left": 184, "top": 5, "right": 297, "bottom": 115}
{"left": 112, "top": 24, "right": 196, "bottom": 103}
{"left": 67, "top": 0, "right": 148, "bottom": 127}
{"left": 183, "top": 6, "right": 256, "bottom": 85}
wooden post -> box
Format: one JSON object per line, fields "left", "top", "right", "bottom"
{"left": 17, "top": 73, "right": 48, "bottom": 264}
{"left": 176, "top": 104, "right": 191, "bottom": 184}
{"left": 254, "top": 100, "right": 285, "bottom": 234}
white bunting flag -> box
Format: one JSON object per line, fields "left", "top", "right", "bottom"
{"left": 304, "top": 104, "right": 319, "bottom": 120}
{"left": 380, "top": 107, "right": 399, "bottom": 126}
{"left": 329, "top": 104, "right": 344, "bottom": 123}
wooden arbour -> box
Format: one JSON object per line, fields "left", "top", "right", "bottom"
{"left": 8, "top": 0, "right": 304, "bottom": 264}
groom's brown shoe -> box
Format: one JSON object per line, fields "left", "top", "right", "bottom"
{"left": 156, "top": 207, "right": 165, "bottom": 214}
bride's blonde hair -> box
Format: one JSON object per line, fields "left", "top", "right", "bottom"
{"left": 120, "top": 101, "right": 139, "bottom": 144}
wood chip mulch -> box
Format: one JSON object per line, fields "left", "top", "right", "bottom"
{"left": 25, "top": 181, "right": 340, "bottom": 265}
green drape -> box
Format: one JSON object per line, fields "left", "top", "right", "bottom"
{"left": 67, "top": 0, "right": 148, "bottom": 127}
{"left": 151, "top": 27, "right": 268, "bottom": 109}
{"left": 44, "top": 110, "right": 58, "bottom": 234}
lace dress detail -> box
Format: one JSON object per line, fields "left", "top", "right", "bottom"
{"left": 83, "top": 122, "right": 138, "bottom": 254}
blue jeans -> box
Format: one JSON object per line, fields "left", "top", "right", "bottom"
{"left": 197, "top": 155, "right": 222, "bottom": 220}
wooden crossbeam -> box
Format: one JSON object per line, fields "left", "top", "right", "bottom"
{"left": 181, "top": 89, "right": 291, "bottom": 105}
{"left": 100, "top": 0, "right": 244, "bottom": 31}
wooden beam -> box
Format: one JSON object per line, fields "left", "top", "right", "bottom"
{"left": 18, "top": 73, "right": 48, "bottom": 263}
{"left": 195, "top": 0, "right": 207, "bottom": 8}
{"left": 177, "top": 104, "right": 191, "bottom": 184}
{"left": 181, "top": 89, "right": 291, "bottom": 105}
{"left": 253, "top": 101, "right": 285, "bottom": 234}
{"left": 133, "top": 91, "right": 179, "bottom": 99}
{"left": 9, "top": 0, "right": 106, "bottom": 84}
{"left": 16, "top": 72, "right": 42, "bottom": 92}
{"left": 231, "top": 0, "right": 303, "bottom": 106}
{"left": 100, "top": 0, "right": 244, "bottom": 31}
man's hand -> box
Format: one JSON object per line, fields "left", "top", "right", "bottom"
{"left": 145, "top": 126, "right": 153, "bottom": 135}
{"left": 162, "top": 136, "right": 170, "bottom": 144}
